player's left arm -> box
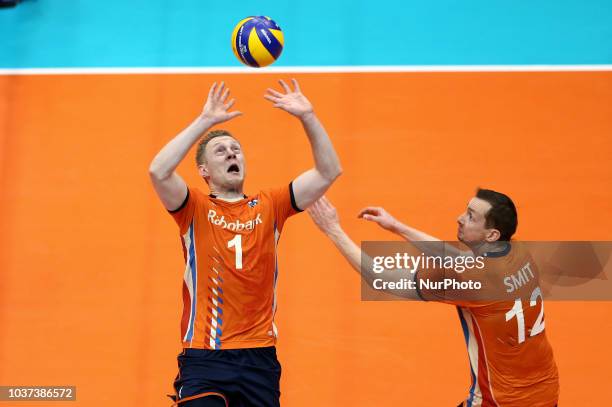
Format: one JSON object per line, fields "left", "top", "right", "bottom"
{"left": 264, "top": 79, "right": 342, "bottom": 210}
{"left": 358, "top": 207, "right": 468, "bottom": 258}
{"left": 308, "top": 197, "right": 420, "bottom": 300}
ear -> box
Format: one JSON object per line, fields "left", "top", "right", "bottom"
{"left": 485, "top": 228, "right": 501, "bottom": 243}
{"left": 198, "top": 164, "right": 209, "bottom": 179}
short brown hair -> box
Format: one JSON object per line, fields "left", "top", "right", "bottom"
{"left": 476, "top": 188, "right": 518, "bottom": 241}
{"left": 195, "top": 129, "right": 238, "bottom": 165}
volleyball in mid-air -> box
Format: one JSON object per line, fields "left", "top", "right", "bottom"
{"left": 231, "top": 16, "right": 284, "bottom": 68}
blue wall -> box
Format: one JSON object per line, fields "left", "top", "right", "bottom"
{"left": 0, "top": 0, "right": 611, "bottom": 68}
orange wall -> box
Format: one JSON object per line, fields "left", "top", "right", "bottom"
{"left": 0, "top": 72, "right": 611, "bottom": 406}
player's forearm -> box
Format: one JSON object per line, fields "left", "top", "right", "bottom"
{"left": 393, "top": 222, "right": 463, "bottom": 257}
{"left": 325, "top": 226, "right": 364, "bottom": 274}
{"left": 393, "top": 222, "right": 440, "bottom": 242}
{"left": 149, "top": 117, "right": 213, "bottom": 180}
{"left": 301, "top": 112, "right": 342, "bottom": 182}
{"left": 326, "top": 226, "right": 418, "bottom": 299}
{"left": 325, "top": 226, "right": 381, "bottom": 287}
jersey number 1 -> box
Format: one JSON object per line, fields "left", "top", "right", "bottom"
{"left": 505, "top": 286, "right": 546, "bottom": 344}
{"left": 228, "top": 234, "right": 243, "bottom": 269}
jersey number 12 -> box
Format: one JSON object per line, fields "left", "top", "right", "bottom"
{"left": 505, "top": 286, "right": 546, "bottom": 344}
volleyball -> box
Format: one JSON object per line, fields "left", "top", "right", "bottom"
{"left": 231, "top": 16, "right": 284, "bottom": 68}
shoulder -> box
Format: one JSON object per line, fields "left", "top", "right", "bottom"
{"left": 189, "top": 187, "right": 208, "bottom": 199}
{"left": 253, "top": 187, "right": 286, "bottom": 201}
{"left": 187, "top": 187, "right": 212, "bottom": 205}
{"left": 177, "top": 186, "right": 211, "bottom": 213}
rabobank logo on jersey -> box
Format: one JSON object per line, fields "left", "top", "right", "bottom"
{"left": 207, "top": 209, "right": 262, "bottom": 231}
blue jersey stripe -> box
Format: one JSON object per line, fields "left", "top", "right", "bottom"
{"left": 185, "top": 224, "right": 197, "bottom": 342}
{"left": 457, "top": 307, "right": 476, "bottom": 406}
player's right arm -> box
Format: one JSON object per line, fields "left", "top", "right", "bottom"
{"left": 149, "top": 82, "right": 242, "bottom": 210}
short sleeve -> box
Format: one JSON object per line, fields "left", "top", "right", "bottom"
{"left": 266, "top": 182, "right": 303, "bottom": 231}
{"left": 168, "top": 187, "right": 204, "bottom": 234}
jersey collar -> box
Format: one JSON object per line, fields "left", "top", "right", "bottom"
{"left": 483, "top": 242, "right": 512, "bottom": 258}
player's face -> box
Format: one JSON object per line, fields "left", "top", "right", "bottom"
{"left": 202, "top": 136, "right": 246, "bottom": 189}
{"left": 457, "top": 197, "right": 493, "bottom": 244}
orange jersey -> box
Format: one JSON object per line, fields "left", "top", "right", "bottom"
{"left": 416, "top": 243, "right": 559, "bottom": 407}
{"left": 169, "top": 183, "right": 300, "bottom": 350}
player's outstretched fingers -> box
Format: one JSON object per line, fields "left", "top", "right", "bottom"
{"left": 208, "top": 82, "right": 218, "bottom": 100}
{"left": 319, "top": 196, "right": 335, "bottom": 212}
{"left": 358, "top": 207, "right": 380, "bottom": 219}
{"left": 264, "top": 94, "right": 280, "bottom": 102}
{"left": 266, "top": 88, "right": 284, "bottom": 98}
{"left": 227, "top": 110, "right": 243, "bottom": 119}
{"left": 215, "top": 81, "right": 225, "bottom": 99}
{"left": 291, "top": 78, "right": 301, "bottom": 92}
{"left": 278, "top": 79, "right": 291, "bottom": 93}
{"left": 221, "top": 87, "right": 230, "bottom": 103}
{"left": 224, "top": 98, "right": 236, "bottom": 110}
{"left": 313, "top": 198, "right": 328, "bottom": 216}
{"left": 306, "top": 204, "right": 319, "bottom": 221}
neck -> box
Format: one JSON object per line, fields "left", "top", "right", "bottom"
{"left": 209, "top": 184, "right": 244, "bottom": 201}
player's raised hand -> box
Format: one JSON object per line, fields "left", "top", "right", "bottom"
{"left": 358, "top": 207, "right": 400, "bottom": 232}
{"left": 307, "top": 196, "right": 342, "bottom": 235}
{"left": 201, "top": 82, "right": 242, "bottom": 125}
{"left": 264, "top": 79, "right": 313, "bottom": 118}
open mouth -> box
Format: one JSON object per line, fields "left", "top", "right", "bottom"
{"left": 227, "top": 164, "right": 240, "bottom": 174}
